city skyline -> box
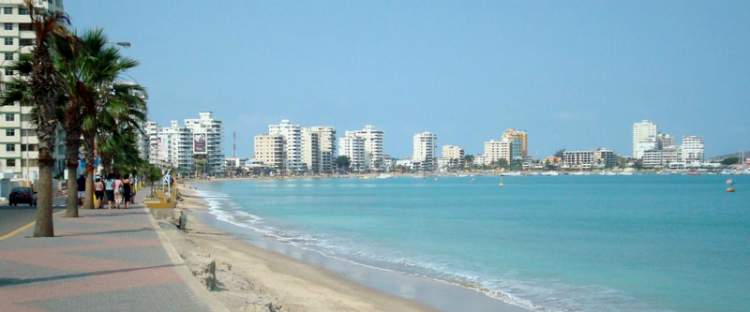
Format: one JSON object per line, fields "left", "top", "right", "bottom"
{"left": 67, "top": 1, "right": 750, "bottom": 158}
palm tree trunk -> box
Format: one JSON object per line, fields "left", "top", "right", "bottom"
{"left": 65, "top": 166, "right": 77, "bottom": 216}
{"left": 64, "top": 132, "right": 80, "bottom": 216}
{"left": 33, "top": 147, "right": 55, "bottom": 237}
{"left": 83, "top": 137, "right": 95, "bottom": 210}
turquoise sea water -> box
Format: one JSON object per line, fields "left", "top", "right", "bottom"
{"left": 198, "top": 175, "right": 749, "bottom": 312}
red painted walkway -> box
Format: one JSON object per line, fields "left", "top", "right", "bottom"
{"left": 0, "top": 194, "right": 209, "bottom": 312}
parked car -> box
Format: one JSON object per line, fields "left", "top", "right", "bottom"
{"left": 9, "top": 187, "right": 36, "bottom": 206}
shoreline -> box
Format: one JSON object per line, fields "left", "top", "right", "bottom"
{"left": 172, "top": 186, "right": 436, "bottom": 312}
{"left": 198, "top": 167, "right": 748, "bottom": 184}
{"left": 175, "top": 184, "right": 528, "bottom": 312}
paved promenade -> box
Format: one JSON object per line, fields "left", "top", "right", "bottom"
{"left": 0, "top": 192, "right": 211, "bottom": 312}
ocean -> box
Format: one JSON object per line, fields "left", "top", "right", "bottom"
{"left": 197, "top": 175, "right": 749, "bottom": 312}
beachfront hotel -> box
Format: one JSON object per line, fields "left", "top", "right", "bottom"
{"left": 412, "top": 132, "right": 438, "bottom": 172}
{"left": 0, "top": 0, "right": 65, "bottom": 181}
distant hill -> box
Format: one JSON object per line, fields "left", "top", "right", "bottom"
{"left": 710, "top": 151, "right": 750, "bottom": 161}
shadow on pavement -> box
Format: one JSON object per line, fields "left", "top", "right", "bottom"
{"left": 0, "top": 263, "right": 180, "bottom": 287}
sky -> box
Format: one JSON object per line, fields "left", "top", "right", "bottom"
{"left": 66, "top": 0, "right": 750, "bottom": 159}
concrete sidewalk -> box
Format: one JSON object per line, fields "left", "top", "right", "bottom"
{"left": 0, "top": 191, "right": 212, "bottom": 312}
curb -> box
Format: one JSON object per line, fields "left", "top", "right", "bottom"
{"left": 143, "top": 206, "right": 229, "bottom": 312}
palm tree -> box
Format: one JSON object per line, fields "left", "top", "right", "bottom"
{"left": 96, "top": 82, "right": 147, "bottom": 175}
{"left": 2, "top": 2, "right": 71, "bottom": 236}
{"left": 51, "top": 31, "right": 85, "bottom": 216}
{"left": 76, "top": 30, "right": 139, "bottom": 209}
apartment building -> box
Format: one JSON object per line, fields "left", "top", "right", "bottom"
{"left": 563, "top": 148, "right": 617, "bottom": 169}
{"left": 440, "top": 145, "right": 464, "bottom": 170}
{"left": 156, "top": 121, "right": 194, "bottom": 175}
{"left": 307, "top": 126, "right": 336, "bottom": 174}
{"left": 412, "top": 132, "right": 437, "bottom": 172}
{"left": 253, "top": 134, "right": 284, "bottom": 171}
{"left": 339, "top": 131, "right": 365, "bottom": 172}
{"left": 269, "top": 120, "right": 302, "bottom": 174}
{"left": 501, "top": 128, "right": 528, "bottom": 158}
{"left": 632, "top": 120, "right": 657, "bottom": 159}
{"left": 184, "top": 112, "right": 224, "bottom": 176}
{"left": 0, "top": 0, "right": 65, "bottom": 180}
{"left": 355, "top": 125, "right": 384, "bottom": 171}
{"left": 681, "top": 135, "right": 704, "bottom": 163}
{"left": 301, "top": 128, "right": 320, "bottom": 174}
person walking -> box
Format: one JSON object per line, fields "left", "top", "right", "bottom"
{"left": 105, "top": 174, "right": 115, "bottom": 210}
{"left": 122, "top": 177, "right": 132, "bottom": 209}
{"left": 76, "top": 174, "right": 86, "bottom": 208}
{"left": 94, "top": 177, "right": 105, "bottom": 209}
{"left": 113, "top": 175, "right": 123, "bottom": 209}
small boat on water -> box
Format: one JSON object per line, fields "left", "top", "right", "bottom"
{"left": 726, "top": 178, "right": 736, "bottom": 192}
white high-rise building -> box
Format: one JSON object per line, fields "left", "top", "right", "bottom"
{"left": 269, "top": 120, "right": 302, "bottom": 174}
{"left": 339, "top": 131, "right": 365, "bottom": 171}
{"left": 354, "top": 125, "right": 384, "bottom": 171}
{"left": 632, "top": 120, "right": 657, "bottom": 159}
{"left": 156, "top": 121, "right": 194, "bottom": 175}
{"left": 483, "top": 140, "right": 502, "bottom": 165}
{"left": 305, "top": 126, "right": 336, "bottom": 174}
{"left": 0, "top": 0, "right": 65, "bottom": 180}
{"left": 145, "top": 121, "right": 160, "bottom": 166}
{"left": 412, "top": 132, "right": 437, "bottom": 171}
{"left": 184, "top": 112, "right": 224, "bottom": 176}
{"left": 681, "top": 136, "right": 704, "bottom": 163}
{"left": 301, "top": 128, "right": 320, "bottom": 174}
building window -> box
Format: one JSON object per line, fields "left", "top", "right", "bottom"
{"left": 4, "top": 68, "right": 13, "bottom": 76}
{"left": 5, "top": 128, "right": 14, "bottom": 136}
{"left": 3, "top": 7, "right": 12, "bottom": 15}
{"left": 21, "top": 129, "right": 35, "bottom": 136}
{"left": 4, "top": 52, "right": 12, "bottom": 61}
{"left": 4, "top": 37, "right": 12, "bottom": 46}
{"left": 5, "top": 113, "right": 14, "bottom": 121}
{"left": 3, "top": 23, "right": 12, "bottom": 31}
{"left": 20, "top": 114, "right": 32, "bottom": 122}
{"left": 19, "top": 23, "right": 31, "bottom": 31}
{"left": 6, "top": 144, "right": 15, "bottom": 152}
{"left": 19, "top": 38, "right": 32, "bottom": 46}
{"left": 18, "top": 7, "right": 28, "bottom": 15}
{"left": 21, "top": 159, "right": 37, "bottom": 167}
{"left": 20, "top": 144, "right": 35, "bottom": 152}
{"left": 7, "top": 158, "right": 15, "bottom": 167}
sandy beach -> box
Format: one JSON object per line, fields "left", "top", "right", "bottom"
{"left": 166, "top": 186, "right": 434, "bottom": 312}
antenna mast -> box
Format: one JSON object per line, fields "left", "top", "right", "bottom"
{"left": 232, "top": 131, "right": 237, "bottom": 158}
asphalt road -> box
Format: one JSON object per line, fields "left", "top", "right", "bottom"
{"left": 0, "top": 198, "right": 66, "bottom": 236}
